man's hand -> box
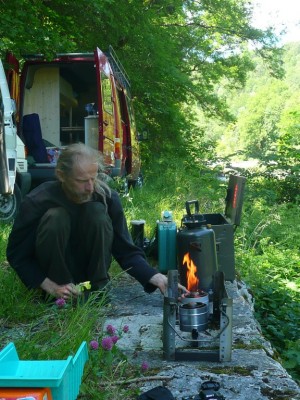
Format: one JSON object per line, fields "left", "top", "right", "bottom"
{"left": 40, "top": 278, "right": 80, "bottom": 299}
{"left": 148, "top": 273, "right": 189, "bottom": 295}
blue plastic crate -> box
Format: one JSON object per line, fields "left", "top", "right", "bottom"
{"left": 0, "top": 341, "right": 88, "bottom": 400}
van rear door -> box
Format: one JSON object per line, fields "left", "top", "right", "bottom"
{"left": 94, "top": 48, "right": 122, "bottom": 177}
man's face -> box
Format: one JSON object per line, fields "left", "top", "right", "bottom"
{"left": 59, "top": 159, "right": 98, "bottom": 204}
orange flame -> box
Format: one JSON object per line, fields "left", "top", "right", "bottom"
{"left": 183, "top": 252, "right": 199, "bottom": 292}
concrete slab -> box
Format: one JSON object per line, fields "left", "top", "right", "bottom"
{"left": 104, "top": 276, "right": 300, "bottom": 399}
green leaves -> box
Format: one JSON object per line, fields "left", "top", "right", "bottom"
{"left": 236, "top": 200, "right": 300, "bottom": 381}
{"left": 0, "top": 0, "right": 284, "bottom": 163}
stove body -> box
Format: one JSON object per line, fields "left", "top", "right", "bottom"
{"left": 163, "top": 270, "right": 232, "bottom": 362}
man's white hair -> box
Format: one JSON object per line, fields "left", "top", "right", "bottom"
{"left": 56, "top": 143, "right": 111, "bottom": 203}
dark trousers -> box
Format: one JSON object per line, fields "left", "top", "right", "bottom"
{"left": 35, "top": 202, "right": 113, "bottom": 290}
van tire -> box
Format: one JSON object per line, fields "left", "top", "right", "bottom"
{"left": 0, "top": 183, "right": 21, "bottom": 223}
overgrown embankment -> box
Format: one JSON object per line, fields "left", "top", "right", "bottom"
{"left": 0, "top": 160, "right": 299, "bottom": 398}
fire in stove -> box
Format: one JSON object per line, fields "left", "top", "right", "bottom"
{"left": 179, "top": 253, "right": 210, "bottom": 333}
{"left": 180, "top": 291, "right": 209, "bottom": 305}
{"left": 183, "top": 252, "right": 199, "bottom": 292}
{"left": 181, "top": 252, "right": 209, "bottom": 302}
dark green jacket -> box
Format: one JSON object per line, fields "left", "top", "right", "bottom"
{"left": 7, "top": 181, "right": 157, "bottom": 293}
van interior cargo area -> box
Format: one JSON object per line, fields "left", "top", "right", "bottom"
{"left": 22, "top": 62, "right": 98, "bottom": 150}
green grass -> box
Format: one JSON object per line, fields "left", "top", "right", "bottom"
{"left": 0, "top": 160, "right": 299, "bottom": 397}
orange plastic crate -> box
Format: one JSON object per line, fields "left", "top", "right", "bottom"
{"left": 0, "top": 342, "right": 88, "bottom": 400}
{"left": 0, "top": 387, "right": 52, "bottom": 399}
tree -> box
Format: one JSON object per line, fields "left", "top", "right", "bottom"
{"left": 0, "top": 0, "right": 284, "bottom": 162}
{"left": 206, "top": 42, "right": 300, "bottom": 202}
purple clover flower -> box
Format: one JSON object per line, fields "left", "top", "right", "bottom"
{"left": 123, "top": 325, "right": 129, "bottom": 333}
{"left": 141, "top": 361, "right": 149, "bottom": 372}
{"left": 89, "top": 340, "right": 99, "bottom": 350}
{"left": 106, "top": 324, "right": 116, "bottom": 335}
{"left": 55, "top": 298, "right": 66, "bottom": 308}
{"left": 101, "top": 336, "right": 114, "bottom": 351}
{"left": 111, "top": 335, "right": 119, "bottom": 344}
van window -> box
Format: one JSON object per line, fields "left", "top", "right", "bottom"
{"left": 101, "top": 72, "right": 113, "bottom": 115}
{"left": 125, "top": 94, "right": 136, "bottom": 133}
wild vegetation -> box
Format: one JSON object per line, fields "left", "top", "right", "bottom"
{"left": 0, "top": 0, "right": 299, "bottom": 395}
{"left": 0, "top": 161, "right": 299, "bottom": 398}
{"left": 0, "top": 0, "right": 284, "bottom": 157}
{"left": 199, "top": 42, "right": 300, "bottom": 204}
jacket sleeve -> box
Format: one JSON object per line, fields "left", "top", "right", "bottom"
{"left": 108, "top": 190, "right": 158, "bottom": 293}
{"left": 6, "top": 196, "right": 46, "bottom": 289}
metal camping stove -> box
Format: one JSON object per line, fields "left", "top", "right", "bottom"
{"left": 160, "top": 176, "right": 245, "bottom": 362}
{"left": 163, "top": 270, "right": 233, "bottom": 362}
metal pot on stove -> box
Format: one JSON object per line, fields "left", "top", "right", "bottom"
{"left": 177, "top": 200, "right": 218, "bottom": 293}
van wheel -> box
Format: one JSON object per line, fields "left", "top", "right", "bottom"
{"left": 0, "top": 184, "right": 21, "bottom": 223}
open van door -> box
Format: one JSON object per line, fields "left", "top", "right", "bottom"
{"left": 105, "top": 46, "right": 142, "bottom": 186}
{"left": 94, "top": 48, "right": 122, "bottom": 177}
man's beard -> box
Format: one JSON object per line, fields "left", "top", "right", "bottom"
{"left": 63, "top": 184, "right": 93, "bottom": 204}
{"left": 75, "top": 192, "right": 93, "bottom": 204}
